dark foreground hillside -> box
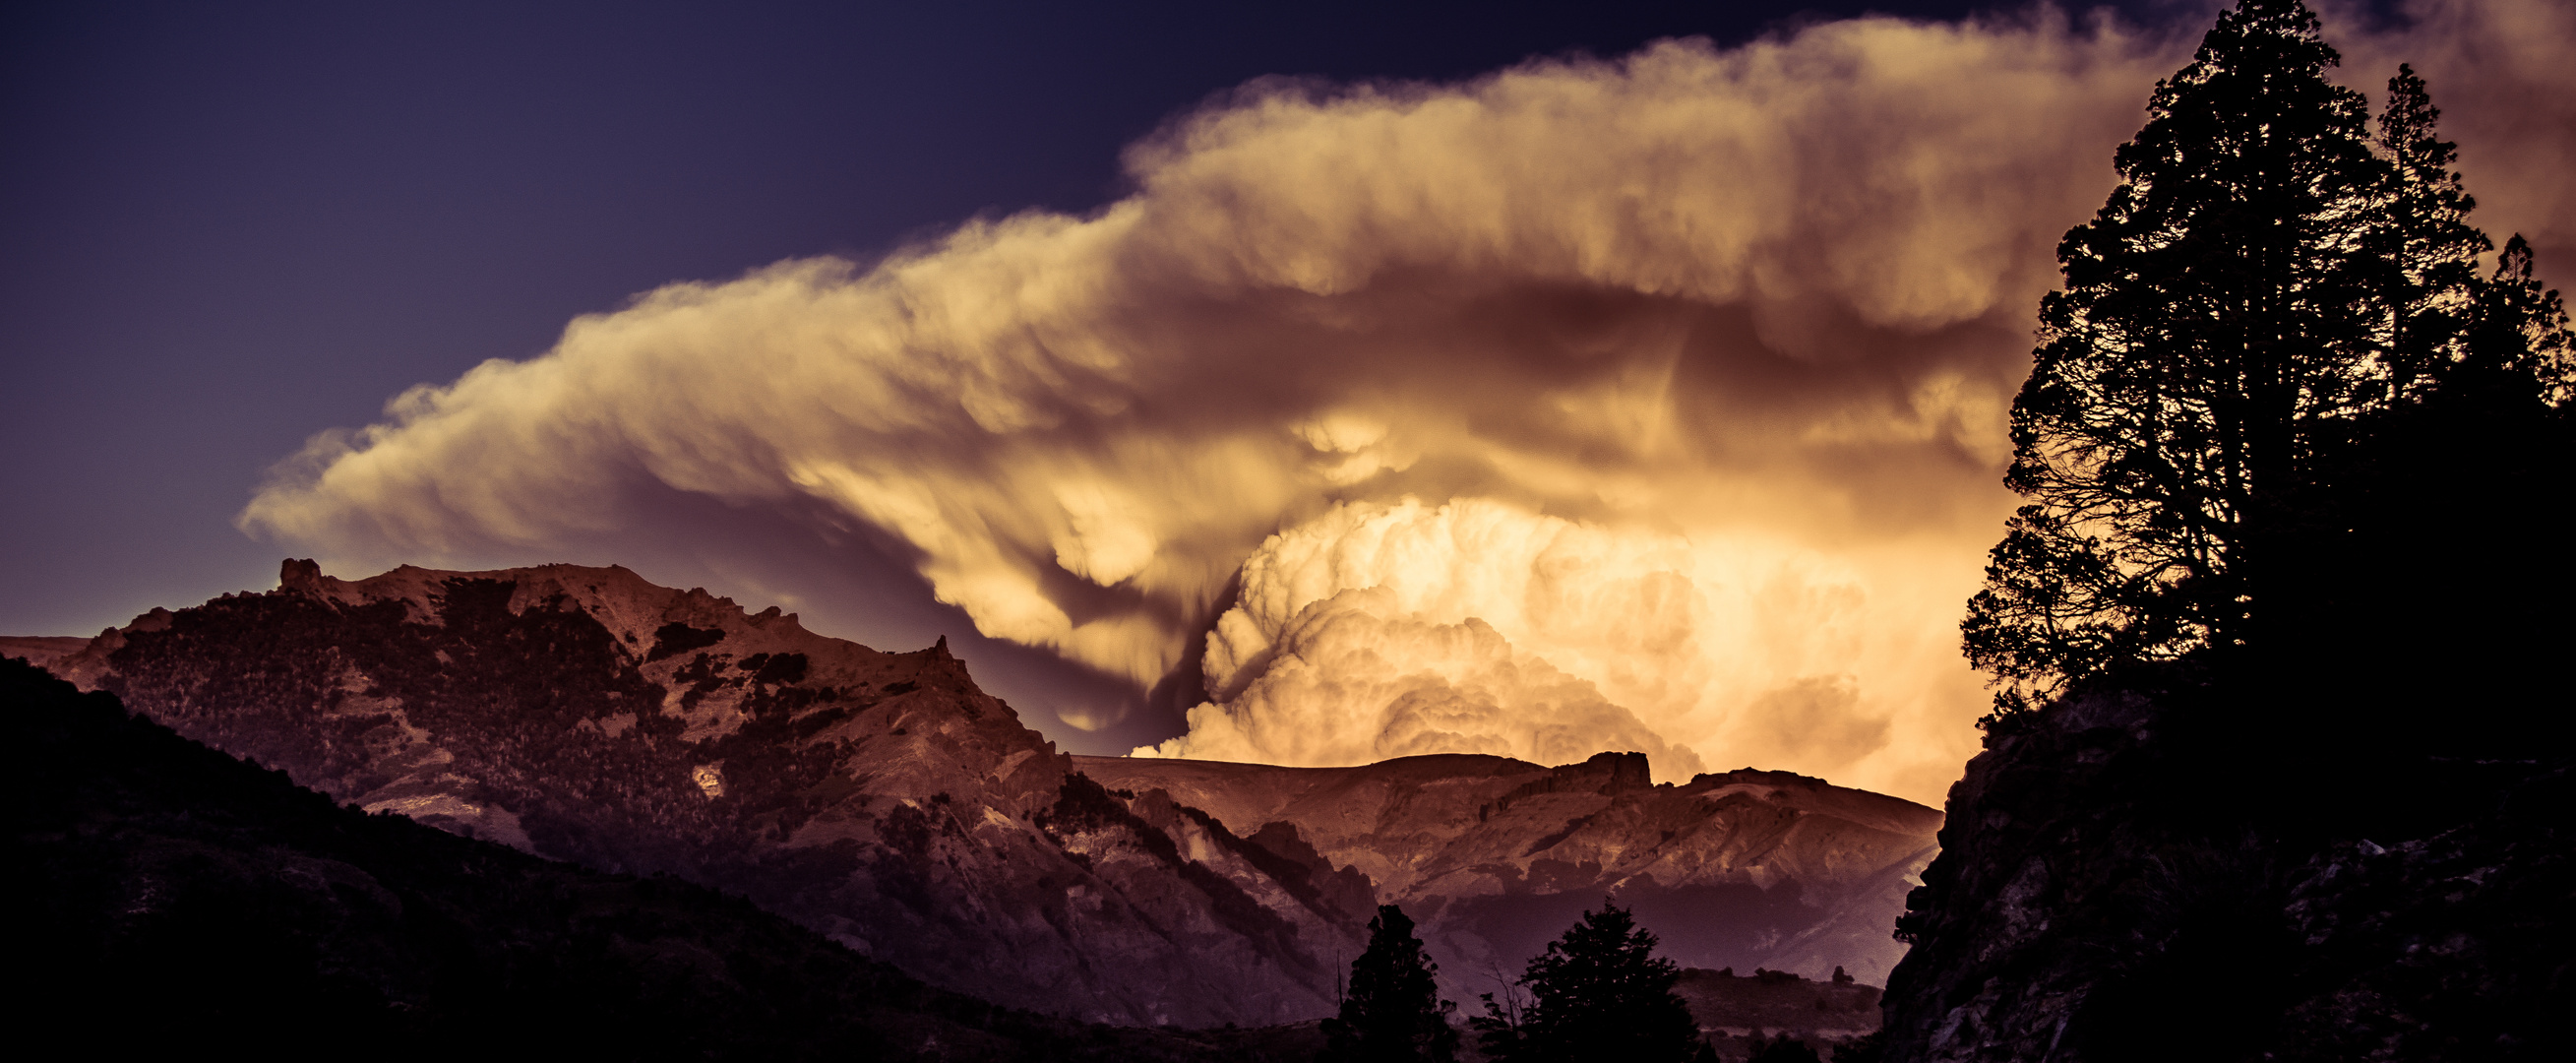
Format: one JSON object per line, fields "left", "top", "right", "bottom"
{"left": 1880, "top": 679, "right": 2575, "bottom": 1063}
{"left": 1, "top": 657, "right": 1311, "bottom": 1061}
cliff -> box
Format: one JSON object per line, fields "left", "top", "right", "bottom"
{"left": 1879, "top": 685, "right": 2573, "bottom": 1062}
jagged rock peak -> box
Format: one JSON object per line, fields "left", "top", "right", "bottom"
{"left": 280, "top": 556, "right": 324, "bottom": 592}
{"left": 1573, "top": 749, "right": 1654, "bottom": 793}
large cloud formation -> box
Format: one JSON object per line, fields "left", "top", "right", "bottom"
{"left": 242, "top": 1, "right": 2576, "bottom": 804}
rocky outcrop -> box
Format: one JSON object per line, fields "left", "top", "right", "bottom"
{"left": 1078, "top": 750, "right": 1941, "bottom": 993}
{"left": 1879, "top": 686, "right": 2574, "bottom": 1062}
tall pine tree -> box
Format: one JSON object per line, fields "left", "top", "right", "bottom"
{"left": 1474, "top": 902, "right": 1700, "bottom": 1063}
{"left": 1322, "top": 906, "right": 1458, "bottom": 1063}
{"left": 1963, "top": 0, "right": 2396, "bottom": 718}
{"left": 2373, "top": 64, "right": 2572, "bottom": 405}
{"left": 2373, "top": 63, "right": 2488, "bottom": 405}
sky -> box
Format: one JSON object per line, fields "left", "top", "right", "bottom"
{"left": 6, "top": 1, "right": 2570, "bottom": 804}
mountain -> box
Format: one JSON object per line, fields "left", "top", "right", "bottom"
{"left": 1078, "top": 751, "right": 1939, "bottom": 992}
{"left": 47, "top": 559, "right": 1340, "bottom": 1026}
{"left": 4, "top": 657, "right": 1319, "bottom": 1061}
{"left": 37, "top": 559, "right": 1935, "bottom": 1026}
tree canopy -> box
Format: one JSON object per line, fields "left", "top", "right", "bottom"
{"left": 1962, "top": 0, "right": 2572, "bottom": 724}
{"left": 1472, "top": 901, "right": 1701, "bottom": 1062}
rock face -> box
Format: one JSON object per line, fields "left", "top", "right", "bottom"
{"left": 50, "top": 560, "right": 1338, "bottom": 1026}
{"left": 1879, "top": 688, "right": 2574, "bottom": 1062}
{"left": 37, "top": 559, "right": 1941, "bottom": 1027}
{"left": 4, "top": 657, "right": 1267, "bottom": 1062}
{"left": 1077, "top": 750, "right": 1940, "bottom": 993}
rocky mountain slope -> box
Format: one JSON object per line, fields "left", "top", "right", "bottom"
{"left": 1078, "top": 750, "right": 1940, "bottom": 990}
{"left": 34, "top": 559, "right": 1937, "bottom": 1026}
{"left": 1879, "top": 687, "right": 2573, "bottom": 1062}
{"left": 5, "top": 657, "right": 1300, "bottom": 1061}
{"left": 46, "top": 560, "right": 1342, "bottom": 1026}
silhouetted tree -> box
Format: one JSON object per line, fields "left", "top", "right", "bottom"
{"left": 1958, "top": 0, "right": 2529, "bottom": 719}
{"left": 2373, "top": 63, "right": 2488, "bottom": 404}
{"left": 2309, "top": 218, "right": 2576, "bottom": 769}
{"left": 2467, "top": 235, "right": 2576, "bottom": 397}
{"left": 2369, "top": 54, "right": 2575, "bottom": 407}
{"left": 1321, "top": 905, "right": 1457, "bottom": 1062}
{"left": 1473, "top": 901, "right": 1698, "bottom": 1062}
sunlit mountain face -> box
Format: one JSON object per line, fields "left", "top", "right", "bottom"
{"left": 40, "top": 560, "right": 1935, "bottom": 1028}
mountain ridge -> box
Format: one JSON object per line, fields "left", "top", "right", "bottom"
{"left": 37, "top": 558, "right": 1936, "bottom": 1024}
{"left": 52, "top": 559, "right": 1319, "bottom": 1025}
{"left": 1081, "top": 750, "right": 1938, "bottom": 991}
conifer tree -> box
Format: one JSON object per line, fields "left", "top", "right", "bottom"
{"left": 1963, "top": 0, "right": 2573, "bottom": 753}
{"left": 2468, "top": 235, "right": 2576, "bottom": 399}
{"left": 1474, "top": 901, "right": 1700, "bottom": 1062}
{"left": 1962, "top": 0, "right": 2398, "bottom": 717}
{"left": 1322, "top": 905, "right": 1458, "bottom": 1063}
{"left": 2374, "top": 63, "right": 2488, "bottom": 404}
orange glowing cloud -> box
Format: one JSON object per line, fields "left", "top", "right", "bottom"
{"left": 240, "top": 2, "right": 2576, "bottom": 804}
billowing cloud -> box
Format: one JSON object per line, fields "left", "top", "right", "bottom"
{"left": 1153, "top": 496, "right": 1988, "bottom": 790}
{"left": 241, "top": 1, "right": 2576, "bottom": 804}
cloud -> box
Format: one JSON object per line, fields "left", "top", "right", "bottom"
{"left": 1167, "top": 580, "right": 1707, "bottom": 775}
{"left": 1149, "top": 496, "right": 1984, "bottom": 789}
{"left": 241, "top": 2, "right": 2576, "bottom": 804}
